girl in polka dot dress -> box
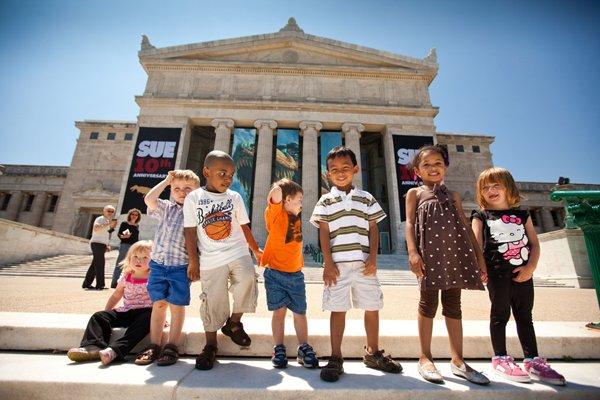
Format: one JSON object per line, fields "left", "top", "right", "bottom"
{"left": 405, "top": 144, "right": 488, "bottom": 385}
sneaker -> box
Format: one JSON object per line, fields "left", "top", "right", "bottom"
{"left": 492, "top": 355, "right": 531, "bottom": 383}
{"left": 297, "top": 343, "right": 319, "bottom": 368}
{"left": 320, "top": 356, "right": 344, "bottom": 382}
{"left": 524, "top": 357, "right": 566, "bottom": 386}
{"left": 363, "top": 349, "right": 402, "bottom": 373}
{"left": 271, "top": 344, "right": 288, "bottom": 368}
{"left": 67, "top": 345, "right": 101, "bottom": 362}
{"left": 99, "top": 347, "right": 117, "bottom": 366}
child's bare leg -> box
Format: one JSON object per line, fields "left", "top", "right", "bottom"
{"left": 364, "top": 310, "right": 379, "bottom": 353}
{"left": 272, "top": 307, "right": 287, "bottom": 345}
{"left": 330, "top": 311, "right": 346, "bottom": 357}
{"left": 150, "top": 301, "right": 168, "bottom": 344}
{"left": 205, "top": 331, "right": 218, "bottom": 347}
{"left": 418, "top": 313, "right": 434, "bottom": 364}
{"left": 167, "top": 304, "right": 185, "bottom": 345}
{"left": 293, "top": 312, "right": 308, "bottom": 345}
{"left": 445, "top": 316, "right": 464, "bottom": 366}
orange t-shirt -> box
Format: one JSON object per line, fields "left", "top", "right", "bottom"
{"left": 261, "top": 201, "right": 303, "bottom": 273}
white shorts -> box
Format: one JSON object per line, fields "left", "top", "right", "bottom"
{"left": 322, "top": 261, "right": 383, "bottom": 312}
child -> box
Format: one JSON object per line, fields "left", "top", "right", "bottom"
{"left": 310, "top": 146, "right": 401, "bottom": 383}
{"left": 183, "top": 150, "right": 263, "bottom": 371}
{"left": 68, "top": 240, "right": 153, "bottom": 365}
{"left": 405, "top": 144, "right": 489, "bottom": 385}
{"left": 261, "top": 178, "right": 318, "bottom": 369}
{"left": 135, "top": 170, "right": 200, "bottom": 366}
{"left": 471, "top": 167, "right": 565, "bottom": 385}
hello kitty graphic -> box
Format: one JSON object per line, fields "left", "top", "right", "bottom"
{"left": 487, "top": 214, "right": 529, "bottom": 266}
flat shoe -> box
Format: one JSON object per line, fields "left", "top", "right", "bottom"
{"left": 418, "top": 362, "right": 444, "bottom": 384}
{"left": 451, "top": 362, "right": 490, "bottom": 385}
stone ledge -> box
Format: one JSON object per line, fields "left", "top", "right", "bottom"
{"left": 0, "top": 353, "right": 598, "bottom": 400}
{"left": 1, "top": 312, "right": 599, "bottom": 359}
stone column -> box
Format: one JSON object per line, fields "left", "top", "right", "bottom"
{"left": 341, "top": 122, "right": 365, "bottom": 189}
{"left": 383, "top": 126, "right": 404, "bottom": 254}
{"left": 4, "top": 191, "right": 23, "bottom": 221}
{"left": 251, "top": 119, "right": 277, "bottom": 245}
{"left": 300, "top": 121, "right": 323, "bottom": 248}
{"left": 540, "top": 208, "right": 555, "bottom": 233}
{"left": 31, "top": 191, "right": 49, "bottom": 227}
{"left": 212, "top": 118, "right": 235, "bottom": 153}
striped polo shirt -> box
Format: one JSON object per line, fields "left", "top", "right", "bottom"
{"left": 310, "top": 186, "right": 386, "bottom": 263}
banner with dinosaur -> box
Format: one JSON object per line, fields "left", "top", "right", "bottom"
{"left": 393, "top": 134, "right": 434, "bottom": 221}
{"left": 120, "top": 127, "right": 182, "bottom": 214}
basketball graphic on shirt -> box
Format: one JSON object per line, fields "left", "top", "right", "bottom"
{"left": 203, "top": 211, "right": 232, "bottom": 241}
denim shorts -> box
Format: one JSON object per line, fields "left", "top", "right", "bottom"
{"left": 147, "top": 260, "right": 190, "bottom": 306}
{"left": 263, "top": 268, "right": 307, "bottom": 315}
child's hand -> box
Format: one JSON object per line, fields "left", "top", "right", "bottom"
{"left": 188, "top": 260, "right": 200, "bottom": 282}
{"left": 165, "top": 171, "right": 175, "bottom": 185}
{"left": 364, "top": 254, "right": 377, "bottom": 276}
{"left": 512, "top": 265, "right": 534, "bottom": 282}
{"left": 323, "top": 260, "right": 339, "bottom": 287}
{"left": 252, "top": 248, "right": 263, "bottom": 264}
{"left": 408, "top": 253, "right": 425, "bottom": 278}
{"left": 479, "top": 264, "right": 488, "bottom": 284}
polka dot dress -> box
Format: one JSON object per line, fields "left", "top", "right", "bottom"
{"left": 415, "top": 184, "right": 484, "bottom": 291}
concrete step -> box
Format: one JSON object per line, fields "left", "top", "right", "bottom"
{"left": 0, "top": 352, "right": 598, "bottom": 400}
{"left": 1, "top": 312, "right": 599, "bottom": 359}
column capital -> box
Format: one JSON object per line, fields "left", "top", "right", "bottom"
{"left": 341, "top": 122, "right": 365, "bottom": 134}
{"left": 299, "top": 121, "right": 323, "bottom": 132}
{"left": 253, "top": 119, "right": 277, "bottom": 130}
{"left": 211, "top": 118, "right": 234, "bottom": 129}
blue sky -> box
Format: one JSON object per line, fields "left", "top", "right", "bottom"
{"left": 1, "top": 0, "right": 598, "bottom": 184}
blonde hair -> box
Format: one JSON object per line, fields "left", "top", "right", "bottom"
{"left": 171, "top": 169, "right": 200, "bottom": 186}
{"left": 119, "top": 240, "right": 153, "bottom": 277}
{"left": 126, "top": 208, "right": 141, "bottom": 224}
{"left": 476, "top": 167, "right": 521, "bottom": 209}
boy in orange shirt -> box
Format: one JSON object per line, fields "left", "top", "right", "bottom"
{"left": 261, "top": 178, "right": 319, "bottom": 369}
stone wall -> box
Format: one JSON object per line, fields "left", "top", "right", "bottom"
{"left": 537, "top": 228, "right": 591, "bottom": 288}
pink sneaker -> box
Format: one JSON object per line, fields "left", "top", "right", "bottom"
{"left": 492, "top": 355, "right": 531, "bottom": 382}
{"left": 524, "top": 357, "right": 566, "bottom": 386}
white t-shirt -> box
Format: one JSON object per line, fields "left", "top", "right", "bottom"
{"left": 89, "top": 216, "right": 111, "bottom": 245}
{"left": 183, "top": 187, "right": 251, "bottom": 270}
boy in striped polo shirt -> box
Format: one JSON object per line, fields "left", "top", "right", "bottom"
{"left": 310, "top": 146, "right": 401, "bottom": 382}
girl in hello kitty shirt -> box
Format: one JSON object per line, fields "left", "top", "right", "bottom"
{"left": 471, "top": 167, "right": 565, "bottom": 386}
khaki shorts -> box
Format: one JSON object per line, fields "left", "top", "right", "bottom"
{"left": 199, "top": 255, "right": 258, "bottom": 332}
{"left": 322, "top": 261, "right": 383, "bottom": 312}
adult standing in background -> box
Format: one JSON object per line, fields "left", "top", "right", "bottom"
{"left": 82, "top": 205, "right": 118, "bottom": 290}
{"left": 110, "top": 208, "right": 141, "bottom": 288}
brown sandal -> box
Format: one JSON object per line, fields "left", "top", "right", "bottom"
{"left": 221, "top": 318, "right": 251, "bottom": 347}
{"left": 135, "top": 343, "right": 161, "bottom": 365}
{"left": 157, "top": 343, "right": 179, "bottom": 366}
{"left": 195, "top": 344, "right": 218, "bottom": 370}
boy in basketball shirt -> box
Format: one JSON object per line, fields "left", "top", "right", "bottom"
{"left": 183, "top": 150, "right": 263, "bottom": 370}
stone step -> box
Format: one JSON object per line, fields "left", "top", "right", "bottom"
{"left": 1, "top": 312, "right": 598, "bottom": 359}
{"left": 0, "top": 352, "right": 598, "bottom": 400}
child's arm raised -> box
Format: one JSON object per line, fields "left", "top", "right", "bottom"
{"left": 104, "top": 284, "right": 125, "bottom": 311}
{"left": 241, "top": 224, "right": 263, "bottom": 263}
{"left": 320, "top": 221, "right": 339, "bottom": 286}
{"left": 364, "top": 219, "right": 379, "bottom": 276}
{"left": 452, "top": 191, "right": 487, "bottom": 284}
{"left": 267, "top": 185, "right": 283, "bottom": 204}
{"left": 145, "top": 171, "right": 174, "bottom": 212}
{"left": 184, "top": 227, "right": 200, "bottom": 281}
{"left": 513, "top": 217, "right": 539, "bottom": 282}
{"left": 405, "top": 188, "right": 425, "bottom": 278}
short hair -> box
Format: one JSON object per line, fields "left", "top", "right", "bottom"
{"left": 273, "top": 178, "right": 303, "bottom": 199}
{"left": 408, "top": 144, "right": 449, "bottom": 171}
{"left": 204, "top": 150, "right": 234, "bottom": 168}
{"left": 103, "top": 205, "right": 116, "bottom": 212}
{"left": 476, "top": 167, "right": 522, "bottom": 209}
{"left": 126, "top": 208, "right": 141, "bottom": 224}
{"left": 171, "top": 169, "right": 200, "bottom": 186}
{"left": 326, "top": 146, "right": 357, "bottom": 169}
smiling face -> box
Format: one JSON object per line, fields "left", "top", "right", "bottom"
{"left": 171, "top": 178, "right": 198, "bottom": 204}
{"left": 203, "top": 159, "right": 235, "bottom": 193}
{"left": 414, "top": 150, "right": 446, "bottom": 186}
{"left": 481, "top": 181, "right": 510, "bottom": 210}
{"left": 103, "top": 206, "right": 115, "bottom": 219}
{"left": 284, "top": 192, "right": 303, "bottom": 216}
{"left": 326, "top": 155, "right": 359, "bottom": 192}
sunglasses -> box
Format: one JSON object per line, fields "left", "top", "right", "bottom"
{"left": 106, "top": 210, "right": 115, "bottom": 213}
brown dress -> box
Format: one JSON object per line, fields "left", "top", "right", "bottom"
{"left": 415, "top": 184, "right": 484, "bottom": 291}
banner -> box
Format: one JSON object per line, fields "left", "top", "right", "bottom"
{"left": 393, "top": 135, "right": 434, "bottom": 221}
{"left": 120, "top": 127, "right": 182, "bottom": 214}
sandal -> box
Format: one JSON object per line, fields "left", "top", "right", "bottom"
{"left": 195, "top": 344, "right": 218, "bottom": 370}
{"left": 135, "top": 343, "right": 161, "bottom": 366}
{"left": 221, "top": 318, "right": 251, "bottom": 347}
{"left": 157, "top": 343, "right": 179, "bottom": 366}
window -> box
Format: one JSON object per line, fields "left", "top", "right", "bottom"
{"left": 530, "top": 209, "right": 539, "bottom": 226}
{"left": 456, "top": 144, "right": 464, "bottom": 152}
{"left": 272, "top": 129, "right": 301, "bottom": 184}
{"left": 0, "top": 193, "right": 11, "bottom": 211}
{"left": 23, "top": 194, "right": 35, "bottom": 212}
{"left": 319, "top": 131, "right": 343, "bottom": 194}
{"left": 107, "top": 132, "right": 116, "bottom": 140}
{"left": 89, "top": 132, "right": 99, "bottom": 140}
{"left": 551, "top": 209, "right": 560, "bottom": 226}
{"left": 230, "top": 128, "right": 257, "bottom": 214}
{"left": 124, "top": 133, "right": 134, "bottom": 141}
{"left": 472, "top": 145, "right": 480, "bottom": 153}
{"left": 47, "top": 195, "right": 59, "bottom": 213}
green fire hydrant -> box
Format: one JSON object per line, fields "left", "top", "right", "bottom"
{"left": 551, "top": 190, "right": 600, "bottom": 327}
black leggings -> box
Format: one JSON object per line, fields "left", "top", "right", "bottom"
{"left": 82, "top": 242, "right": 106, "bottom": 289}
{"left": 487, "top": 271, "right": 538, "bottom": 358}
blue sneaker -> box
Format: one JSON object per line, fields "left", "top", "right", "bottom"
{"left": 297, "top": 343, "right": 319, "bottom": 368}
{"left": 271, "top": 344, "right": 288, "bottom": 368}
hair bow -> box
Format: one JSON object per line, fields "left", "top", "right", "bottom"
{"left": 501, "top": 215, "right": 522, "bottom": 224}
